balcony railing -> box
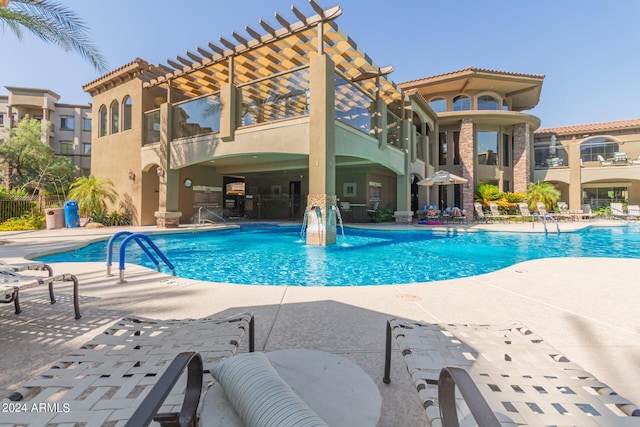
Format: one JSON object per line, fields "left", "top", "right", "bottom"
{"left": 335, "top": 73, "right": 374, "bottom": 135}
{"left": 387, "top": 111, "right": 401, "bottom": 147}
{"left": 144, "top": 109, "right": 160, "bottom": 145}
{"left": 173, "top": 94, "right": 220, "bottom": 139}
{"left": 534, "top": 146, "right": 568, "bottom": 169}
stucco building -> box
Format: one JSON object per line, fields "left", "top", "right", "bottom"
{"left": 0, "top": 86, "right": 92, "bottom": 177}
{"left": 82, "top": 2, "right": 551, "bottom": 242}
{"left": 534, "top": 118, "right": 640, "bottom": 211}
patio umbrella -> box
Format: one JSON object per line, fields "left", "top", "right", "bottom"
{"left": 417, "top": 170, "right": 468, "bottom": 187}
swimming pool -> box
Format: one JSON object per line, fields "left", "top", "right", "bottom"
{"left": 37, "top": 224, "right": 640, "bottom": 286}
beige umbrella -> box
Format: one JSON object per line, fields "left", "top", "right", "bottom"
{"left": 417, "top": 170, "right": 468, "bottom": 186}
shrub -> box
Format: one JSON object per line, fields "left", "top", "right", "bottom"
{"left": 0, "top": 213, "right": 45, "bottom": 231}
{"left": 89, "top": 210, "right": 131, "bottom": 227}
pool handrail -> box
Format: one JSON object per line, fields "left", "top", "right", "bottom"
{"left": 106, "top": 232, "right": 175, "bottom": 282}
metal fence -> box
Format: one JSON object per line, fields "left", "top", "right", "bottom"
{"left": 0, "top": 195, "right": 65, "bottom": 223}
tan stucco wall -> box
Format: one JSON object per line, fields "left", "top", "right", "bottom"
{"left": 90, "top": 79, "right": 145, "bottom": 222}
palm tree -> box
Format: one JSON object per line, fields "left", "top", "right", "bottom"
{"left": 0, "top": 0, "right": 107, "bottom": 72}
{"left": 525, "top": 182, "right": 560, "bottom": 211}
{"left": 67, "top": 176, "right": 117, "bottom": 216}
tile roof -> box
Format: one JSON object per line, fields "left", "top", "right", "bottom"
{"left": 399, "top": 66, "right": 545, "bottom": 86}
{"left": 535, "top": 118, "right": 640, "bottom": 136}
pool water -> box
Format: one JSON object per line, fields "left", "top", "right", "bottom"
{"left": 37, "top": 224, "right": 640, "bottom": 286}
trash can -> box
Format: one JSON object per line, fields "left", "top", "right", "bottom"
{"left": 45, "top": 208, "right": 65, "bottom": 230}
{"left": 63, "top": 200, "right": 80, "bottom": 228}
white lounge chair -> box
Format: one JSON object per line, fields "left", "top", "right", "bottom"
{"left": 627, "top": 204, "right": 640, "bottom": 220}
{"left": 598, "top": 154, "right": 613, "bottom": 166}
{"left": 0, "top": 268, "right": 80, "bottom": 319}
{"left": 4, "top": 313, "right": 255, "bottom": 426}
{"left": 488, "top": 202, "right": 509, "bottom": 222}
{"left": 383, "top": 318, "right": 640, "bottom": 426}
{"left": 610, "top": 202, "right": 628, "bottom": 218}
{"left": 473, "top": 202, "right": 488, "bottom": 223}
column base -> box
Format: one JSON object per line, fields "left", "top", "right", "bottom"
{"left": 155, "top": 211, "right": 182, "bottom": 228}
{"left": 306, "top": 194, "right": 337, "bottom": 246}
{"left": 394, "top": 211, "right": 414, "bottom": 224}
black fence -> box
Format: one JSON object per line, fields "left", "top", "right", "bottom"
{"left": 0, "top": 195, "right": 65, "bottom": 223}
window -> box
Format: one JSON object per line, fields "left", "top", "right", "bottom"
{"left": 453, "top": 131, "right": 460, "bottom": 165}
{"left": 0, "top": 113, "right": 4, "bottom": 126}
{"left": 438, "top": 131, "right": 447, "bottom": 165}
{"left": 428, "top": 98, "right": 446, "bottom": 113}
{"left": 110, "top": 101, "right": 119, "bottom": 134}
{"left": 580, "top": 137, "right": 619, "bottom": 162}
{"left": 502, "top": 134, "right": 511, "bottom": 167}
{"left": 99, "top": 105, "right": 107, "bottom": 137}
{"left": 82, "top": 168, "right": 91, "bottom": 177}
{"left": 452, "top": 95, "right": 470, "bottom": 111}
{"left": 60, "top": 116, "right": 74, "bottom": 130}
{"left": 583, "top": 186, "right": 628, "bottom": 210}
{"left": 83, "top": 143, "right": 91, "bottom": 155}
{"left": 59, "top": 142, "right": 74, "bottom": 155}
{"left": 83, "top": 118, "right": 91, "bottom": 131}
{"left": 477, "top": 95, "right": 499, "bottom": 110}
{"left": 123, "top": 96, "right": 132, "bottom": 131}
{"left": 477, "top": 131, "right": 498, "bottom": 165}
{"left": 502, "top": 99, "right": 509, "bottom": 111}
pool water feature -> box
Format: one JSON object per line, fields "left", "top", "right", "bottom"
{"left": 37, "top": 224, "right": 640, "bottom": 287}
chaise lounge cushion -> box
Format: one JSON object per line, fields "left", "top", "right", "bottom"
{"left": 210, "top": 352, "right": 329, "bottom": 427}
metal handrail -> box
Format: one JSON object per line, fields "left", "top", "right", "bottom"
{"left": 106, "top": 232, "right": 175, "bottom": 282}
{"left": 197, "top": 206, "right": 226, "bottom": 224}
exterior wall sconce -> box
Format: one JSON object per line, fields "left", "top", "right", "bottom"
{"left": 157, "top": 167, "right": 165, "bottom": 177}
{"left": 128, "top": 170, "right": 135, "bottom": 181}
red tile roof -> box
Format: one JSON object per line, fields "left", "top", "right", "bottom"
{"left": 535, "top": 118, "right": 640, "bottom": 136}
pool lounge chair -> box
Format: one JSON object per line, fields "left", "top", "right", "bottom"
{"left": 556, "top": 201, "right": 580, "bottom": 221}
{"left": 383, "top": 318, "right": 640, "bottom": 426}
{"left": 627, "top": 204, "right": 640, "bottom": 220}
{"left": 581, "top": 203, "right": 596, "bottom": 220}
{"left": 3, "top": 312, "right": 255, "bottom": 426}
{"left": 488, "top": 202, "right": 509, "bottom": 222}
{"left": 473, "top": 202, "right": 489, "bottom": 223}
{"left": 517, "top": 202, "right": 531, "bottom": 219}
{"left": 0, "top": 267, "right": 81, "bottom": 319}
{"left": 610, "top": 202, "right": 628, "bottom": 219}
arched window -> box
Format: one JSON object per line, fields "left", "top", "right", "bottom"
{"left": 428, "top": 97, "right": 446, "bottom": 113}
{"left": 452, "top": 95, "right": 470, "bottom": 111}
{"left": 477, "top": 95, "right": 499, "bottom": 110}
{"left": 122, "top": 96, "right": 132, "bottom": 131}
{"left": 98, "top": 105, "right": 107, "bottom": 137}
{"left": 580, "top": 137, "right": 620, "bottom": 162}
{"left": 110, "top": 100, "right": 119, "bottom": 134}
{"left": 502, "top": 99, "right": 509, "bottom": 111}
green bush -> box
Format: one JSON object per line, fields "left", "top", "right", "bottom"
{"left": 0, "top": 213, "right": 45, "bottom": 231}
{"left": 89, "top": 210, "right": 131, "bottom": 227}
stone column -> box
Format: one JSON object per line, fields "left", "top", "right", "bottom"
{"left": 395, "top": 119, "right": 413, "bottom": 224}
{"left": 567, "top": 136, "right": 582, "bottom": 210}
{"left": 306, "top": 54, "right": 337, "bottom": 245}
{"left": 513, "top": 123, "right": 531, "bottom": 194}
{"left": 155, "top": 103, "right": 182, "bottom": 228}
{"left": 459, "top": 119, "right": 475, "bottom": 217}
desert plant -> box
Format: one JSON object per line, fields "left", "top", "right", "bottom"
{"left": 525, "top": 182, "right": 560, "bottom": 210}
{"left": 0, "top": 212, "right": 44, "bottom": 230}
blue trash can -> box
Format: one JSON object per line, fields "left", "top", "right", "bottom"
{"left": 64, "top": 200, "right": 80, "bottom": 228}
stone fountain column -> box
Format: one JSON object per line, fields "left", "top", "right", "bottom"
{"left": 305, "top": 194, "right": 337, "bottom": 246}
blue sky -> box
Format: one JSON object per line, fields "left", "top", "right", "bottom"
{"left": 1, "top": 0, "right": 638, "bottom": 128}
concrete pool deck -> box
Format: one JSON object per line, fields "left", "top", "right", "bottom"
{"left": 0, "top": 220, "right": 639, "bottom": 425}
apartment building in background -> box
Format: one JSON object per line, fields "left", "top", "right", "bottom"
{"left": 0, "top": 86, "right": 92, "bottom": 177}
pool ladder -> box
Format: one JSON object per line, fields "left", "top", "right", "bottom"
{"left": 106, "top": 231, "right": 175, "bottom": 283}
{"left": 531, "top": 213, "right": 560, "bottom": 234}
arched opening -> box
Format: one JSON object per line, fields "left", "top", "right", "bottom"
{"left": 98, "top": 105, "right": 107, "bottom": 137}
{"left": 122, "top": 96, "right": 132, "bottom": 131}
{"left": 110, "top": 100, "right": 119, "bottom": 134}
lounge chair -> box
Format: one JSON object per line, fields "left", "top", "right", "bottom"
{"left": 383, "top": 318, "right": 640, "bottom": 426}
{"left": 610, "top": 202, "right": 628, "bottom": 218}
{"left": 488, "top": 202, "right": 509, "bottom": 222}
{"left": 581, "top": 203, "right": 595, "bottom": 220}
{"left": 473, "top": 202, "right": 489, "bottom": 223}
{"left": 613, "top": 152, "right": 628, "bottom": 165}
{"left": 0, "top": 267, "right": 81, "bottom": 319}
{"left": 556, "top": 201, "right": 579, "bottom": 221}
{"left": 627, "top": 204, "right": 640, "bottom": 220}
{"left": 597, "top": 154, "right": 613, "bottom": 166}
{"left": 3, "top": 313, "right": 255, "bottom": 426}
{"left": 517, "top": 202, "right": 531, "bottom": 219}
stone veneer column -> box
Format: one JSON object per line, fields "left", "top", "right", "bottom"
{"left": 513, "top": 123, "right": 531, "bottom": 194}
{"left": 306, "top": 54, "right": 337, "bottom": 245}
{"left": 155, "top": 103, "right": 181, "bottom": 228}
{"left": 567, "top": 136, "right": 582, "bottom": 210}
{"left": 459, "top": 119, "right": 475, "bottom": 217}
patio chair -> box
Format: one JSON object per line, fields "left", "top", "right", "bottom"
{"left": 597, "top": 154, "right": 613, "bottom": 166}
{"left": 488, "top": 202, "right": 509, "bottom": 222}
{"left": 0, "top": 268, "right": 81, "bottom": 319}
{"left": 556, "top": 201, "right": 578, "bottom": 221}
{"left": 581, "top": 203, "right": 595, "bottom": 220}
{"left": 610, "top": 202, "right": 628, "bottom": 218}
{"left": 613, "top": 152, "right": 628, "bottom": 165}
{"left": 517, "top": 202, "right": 531, "bottom": 219}
{"left": 383, "top": 318, "right": 640, "bottom": 426}
{"left": 627, "top": 204, "right": 640, "bottom": 220}
{"left": 3, "top": 312, "right": 255, "bottom": 426}
{"left": 473, "top": 202, "right": 488, "bottom": 223}
{"left": 366, "top": 201, "right": 380, "bottom": 222}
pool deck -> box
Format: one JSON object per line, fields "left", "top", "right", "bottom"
{"left": 1, "top": 220, "right": 639, "bottom": 426}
